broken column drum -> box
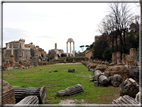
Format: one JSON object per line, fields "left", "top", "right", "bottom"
{"left": 14, "top": 96, "right": 39, "bottom": 106}
{"left": 13, "top": 86, "right": 47, "bottom": 104}
{"left": 94, "top": 70, "right": 109, "bottom": 86}
{"left": 108, "top": 74, "right": 123, "bottom": 87}
{"left": 120, "top": 78, "right": 139, "bottom": 98}
{"left": 55, "top": 84, "right": 84, "bottom": 97}
{"left": 112, "top": 95, "right": 139, "bottom": 105}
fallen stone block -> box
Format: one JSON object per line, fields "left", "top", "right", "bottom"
{"left": 135, "top": 92, "right": 140, "bottom": 102}
{"left": 104, "top": 64, "right": 129, "bottom": 81}
{"left": 120, "top": 78, "right": 139, "bottom": 98}
{"left": 55, "top": 84, "right": 84, "bottom": 97}
{"left": 112, "top": 95, "right": 139, "bottom": 105}
{"left": 53, "top": 70, "right": 58, "bottom": 72}
{"left": 95, "top": 64, "right": 108, "bottom": 72}
{"left": 48, "top": 70, "right": 52, "bottom": 73}
{"left": 14, "top": 96, "right": 39, "bottom": 106}
{"left": 68, "top": 69, "right": 75, "bottom": 73}
{"left": 94, "top": 70, "right": 109, "bottom": 86}
{"left": 13, "top": 86, "right": 47, "bottom": 104}
{"left": 108, "top": 74, "right": 123, "bottom": 87}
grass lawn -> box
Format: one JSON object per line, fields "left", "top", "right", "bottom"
{"left": 3, "top": 63, "right": 120, "bottom": 104}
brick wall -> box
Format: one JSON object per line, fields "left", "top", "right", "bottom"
{"left": 2, "top": 80, "right": 16, "bottom": 104}
{"left": 85, "top": 51, "right": 92, "bottom": 60}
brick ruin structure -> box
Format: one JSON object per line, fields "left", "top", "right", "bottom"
{"left": 112, "top": 48, "right": 137, "bottom": 67}
{"left": 49, "top": 43, "right": 64, "bottom": 59}
{"left": 2, "top": 80, "right": 16, "bottom": 105}
{"left": 85, "top": 50, "right": 92, "bottom": 60}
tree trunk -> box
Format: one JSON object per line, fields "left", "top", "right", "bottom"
{"left": 123, "top": 30, "right": 126, "bottom": 54}
{"left": 118, "top": 30, "right": 123, "bottom": 60}
{"left": 13, "top": 86, "right": 47, "bottom": 104}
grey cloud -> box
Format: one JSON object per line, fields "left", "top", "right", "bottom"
{"left": 3, "top": 27, "right": 28, "bottom": 41}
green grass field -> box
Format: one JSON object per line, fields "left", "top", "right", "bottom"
{"left": 3, "top": 63, "right": 120, "bottom": 104}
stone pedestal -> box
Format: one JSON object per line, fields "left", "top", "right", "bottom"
{"left": 116, "top": 51, "right": 121, "bottom": 64}
{"left": 19, "top": 56, "right": 22, "bottom": 61}
{"left": 122, "top": 53, "right": 126, "bottom": 64}
{"left": 112, "top": 52, "right": 117, "bottom": 63}
{"left": 10, "top": 56, "right": 14, "bottom": 61}
{"left": 130, "top": 48, "right": 137, "bottom": 58}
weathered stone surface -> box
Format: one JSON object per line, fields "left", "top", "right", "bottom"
{"left": 22, "top": 66, "right": 28, "bottom": 69}
{"left": 14, "top": 96, "right": 39, "bottom": 106}
{"left": 39, "top": 68, "right": 42, "bottom": 71}
{"left": 104, "top": 62, "right": 109, "bottom": 65}
{"left": 125, "top": 55, "right": 134, "bottom": 67}
{"left": 94, "top": 81, "right": 99, "bottom": 86}
{"left": 87, "top": 63, "right": 98, "bottom": 69}
{"left": 81, "top": 61, "right": 88, "bottom": 66}
{"left": 135, "top": 92, "right": 140, "bottom": 102}
{"left": 53, "top": 70, "right": 58, "bottom": 72}
{"left": 2, "top": 80, "right": 16, "bottom": 104}
{"left": 109, "top": 74, "right": 123, "bottom": 87}
{"left": 104, "top": 64, "right": 129, "bottom": 81}
{"left": 90, "top": 77, "right": 95, "bottom": 82}
{"left": 101, "top": 61, "right": 105, "bottom": 64}
{"left": 134, "top": 55, "right": 139, "bottom": 66}
{"left": 55, "top": 84, "right": 84, "bottom": 97}
{"left": 48, "top": 70, "right": 52, "bottom": 73}
{"left": 6, "top": 68, "right": 12, "bottom": 71}
{"left": 94, "top": 70, "right": 109, "bottom": 86}
{"left": 68, "top": 69, "right": 75, "bottom": 73}
{"left": 13, "top": 86, "right": 47, "bottom": 104}
{"left": 109, "top": 63, "right": 115, "bottom": 66}
{"left": 95, "top": 64, "right": 108, "bottom": 72}
{"left": 120, "top": 78, "right": 139, "bottom": 98}
{"left": 112, "top": 95, "right": 139, "bottom": 105}
{"left": 14, "top": 67, "right": 19, "bottom": 69}
{"left": 129, "top": 66, "right": 139, "bottom": 84}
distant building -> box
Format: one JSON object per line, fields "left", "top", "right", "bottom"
{"left": 4, "top": 39, "right": 31, "bottom": 62}
{"left": 85, "top": 49, "right": 93, "bottom": 60}
{"left": 3, "top": 39, "right": 47, "bottom": 62}
{"left": 49, "top": 43, "right": 64, "bottom": 59}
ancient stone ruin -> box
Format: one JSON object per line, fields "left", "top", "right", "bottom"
{"left": 55, "top": 84, "right": 84, "bottom": 97}
{"left": 104, "top": 64, "right": 129, "bottom": 81}
{"left": 2, "top": 80, "right": 16, "bottom": 104}
{"left": 120, "top": 78, "right": 139, "bottom": 98}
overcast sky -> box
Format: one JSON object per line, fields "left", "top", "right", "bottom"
{"left": 3, "top": 2, "right": 140, "bottom": 53}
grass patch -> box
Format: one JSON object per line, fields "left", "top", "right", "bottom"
{"left": 3, "top": 63, "right": 120, "bottom": 104}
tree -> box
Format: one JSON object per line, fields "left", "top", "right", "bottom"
{"left": 61, "top": 53, "right": 67, "bottom": 57}
{"left": 108, "top": 3, "right": 134, "bottom": 56}
{"left": 102, "top": 47, "right": 112, "bottom": 61}
{"left": 80, "top": 45, "right": 84, "bottom": 52}
{"left": 125, "top": 30, "right": 139, "bottom": 53}
{"left": 93, "top": 35, "right": 108, "bottom": 60}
